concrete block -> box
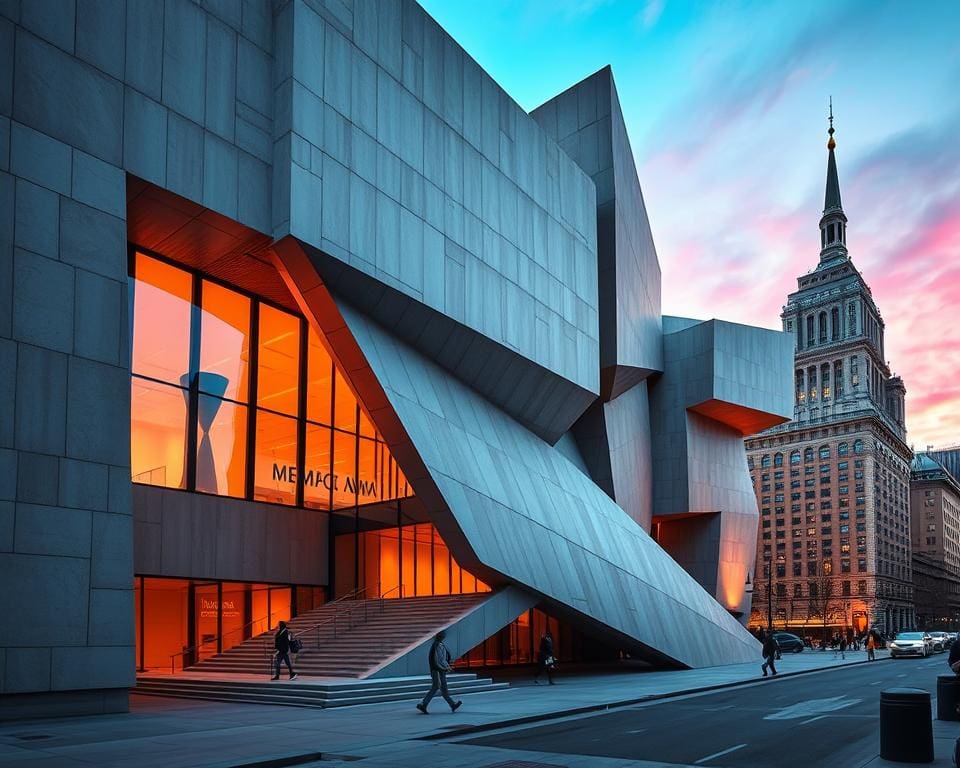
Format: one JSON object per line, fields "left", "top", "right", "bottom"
{"left": 0, "top": 500, "right": 11, "bottom": 552}
{"left": 203, "top": 131, "right": 238, "bottom": 218}
{"left": 14, "top": 31, "right": 123, "bottom": 165}
{"left": 20, "top": 0, "right": 74, "bottom": 53}
{"left": 289, "top": 162, "right": 322, "bottom": 246}
{"left": 322, "top": 102, "right": 351, "bottom": 165}
{"left": 125, "top": 0, "right": 163, "bottom": 100}
{"left": 165, "top": 113, "right": 204, "bottom": 204}
{"left": 59, "top": 458, "right": 109, "bottom": 511}
{"left": 10, "top": 122, "right": 72, "bottom": 195}
{"left": 124, "top": 88, "right": 168, "bottom": 186}
{"left": 235, "top": 113, "right": 272, "bottom": 164}
{"left": 65, "top": 357, "right": 129, "bottom": 466}
{"left": 60, "top": 197, "right": 126, "bottom": 282}
{"left": 71, "top": 151, "right": 125, "bottom": 219}
{"left": 88, "top": 588, "right": 134, "bottom": 645}
{"left": 323, "top": 25, "right": 351, "bottom": 117}
{"left": 375, "top": 190, "right": 400, "bottom": 279}
{"left": 0, "top": 448, "right": 14, "bottom": 501}
{"left": 12, "top": 249, "right": 74, "bottom": 353}
{"left": 13, "top": 178, "right": 59, "bottom": 258}
{"left": 0, "top": 553, "right": 89, "bottom": 645}
{"left": 352, "top": 48, "right": 377, "bottom": 136}
{"left": 74, "top": 269, "right": 123, "bottom": 366}
{"left": 3, "top": 647, "right": 51, "bottom": 692}
{"left": 237, "top": 151, "right": 270, "bottom": 235}
{"left": 91, "top": 511, "right": 132, "bottom": 588}
{"left": 162, "top": 0, "right": 206, "bottom": 124}
{"left": 237, "top": 37, "right": 272, "bottom": 117}
{"left": 241, "top": 0, "right": 271, "bottom": 50}
{"left": 0, "top": 18, "right": 11, "bottom": 116}
{"left": 76, "top": 0, "right": 125, "bottom": 79}
{"left": 321, "top": 154, "right": 349, "bottom": 250}
{"left": 0, "top": 339, "right": 14, "bottom": 448}
{"left": 107, "top": 466, "right": 131, "bottom": 516}
{"left": 14, "top": 503, "right": 91, "bottom": 558}
{"left": 293, "top": 0, "right": 325, "bottom": 97}
{"left": 16, "top": 451, "right": 59, "bottom": 506}
{"left": 205, "top": 16, "right": 236, "bottom": 141}
{"left": 51, "top": 645, "right": 135, "bottom": 690}
{"left": 0, "top": 116, "right": 8, "bottom": 172}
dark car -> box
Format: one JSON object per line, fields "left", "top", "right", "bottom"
{"left": 772, "top": 632, "right": 804, "bottom": 653}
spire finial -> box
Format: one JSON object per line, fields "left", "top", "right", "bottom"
{"left": 827, "top": 97, "right": 836, "bottom": 150}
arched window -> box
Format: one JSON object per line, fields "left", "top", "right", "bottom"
{"left": 747, "top": 455, "right": 755, "bottom": 470}
{"left": 761, "top": 454, "right": 771, "bottom": 468}
{"left": 796, "top": 370, "right": 805, "bottom": 403}
{"left": 806, "top": 315, "right": 814, "bottom": 346}
{"left": 804, "top": 447, "right": 814, "bottom": 463}
{"left": 831, "top": 307, "right": 839, "bottom": 340}
{"left": 848, "top": 303, "right": 857, "bottom": 335}
{"left": 853, "top": 439, "right": 864, "bottom": 454}
{"left": 774, "top": 452, "right": 784, "bottom": 467}
{"left": 818, "top": 312, "right": 827, "bottom": 343}
{"left": 821, "top": 363, "right": 831, "bottom": 399}
{"left": 819, "top": 445, "right": 831, "bottom": 460}
{"left": 834, "top": 360, "right": 844, "bottom": 397}
{"left": 838, "top": 442, "right": 849, "bottom": 456}
{"left": 790, "top": 451, "right": 801, "bottom": 465}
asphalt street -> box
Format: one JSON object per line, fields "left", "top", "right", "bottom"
{"left": 460, "top": 654, "right": 953, "bottom": 767}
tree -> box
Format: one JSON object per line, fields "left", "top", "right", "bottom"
{"left": 808, "top": 563, "right": 845, "bottom": 641}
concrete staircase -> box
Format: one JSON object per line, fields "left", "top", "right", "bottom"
{"left": 187, "top": 593, "right": 489, "bottom": 678}
{"left": 134, "top": 672, "right": 508, "bottom": 709}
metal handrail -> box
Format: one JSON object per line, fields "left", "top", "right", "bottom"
{"left": 168, "top": 610, "right": 275, "bottom": 673}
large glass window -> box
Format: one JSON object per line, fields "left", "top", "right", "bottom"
{"left": 129, "top": 250, "right": 412, "bottom": 510}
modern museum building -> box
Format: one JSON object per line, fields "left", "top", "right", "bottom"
{"left": 0, "top": 0, "right": 794, "bottom": 717}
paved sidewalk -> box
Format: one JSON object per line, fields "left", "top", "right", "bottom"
{"left": 0, "top": 649, "right": 934, "bottom": 768}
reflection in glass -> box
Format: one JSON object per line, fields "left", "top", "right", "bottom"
{"left": 132, "top": 253, "right": 193, "bottom": 384}
{"left": 254, "top": 410, "right": 298, "bottom": 505}
{"left": 131, "top": 378, "right": 188, "bottom": 489}
{"left": 258, "top": 304, "right": 300, "bottom": 416}
{"left": 332, "top": 428, "right": 358, "bottom": 509}
{"left": 304, "top": 423, "right": 333, "bottom": 510}
{"left": 333, "top": 370, "right": 358, "bottom": 432}
{"left": 200, "top": 281, "right": 250, "bottom": 402}
{"left": 198, "top": 394, "right": 247, "bottom": 497}
{"left": 306, "top": 327, "right": 333, "bottom": 425}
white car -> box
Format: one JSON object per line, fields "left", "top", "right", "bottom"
{"left": 927, "top": 631, "right": 948, "bottom": 652}
{"left": 889, "top": 631, "right": 933, "bottom": 658}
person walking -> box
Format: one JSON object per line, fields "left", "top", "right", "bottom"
{"left": 416, "top": 630, "right": 461, "bottom": 714}
{"left": 534, "top": 630, "right": 556, "bottom": 685}
{"left": 761, "top": 633, "right": 778, "bottom": 677}
{"left": 271, "top": 621, "right": 298, "bottom": 681}
{"left": 867, "top": 631, "right": 876, "bottom": 661}
{"left": 838, "top": 635, "right": 847, "bottom": 660}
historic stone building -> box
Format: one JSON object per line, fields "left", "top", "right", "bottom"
{"left": 746, "top": 114, "right": 914, "bottom": 638}
{"left": 910, "top": 453, "right": 960, "bottom": 628}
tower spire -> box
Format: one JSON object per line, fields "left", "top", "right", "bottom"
{"left": 819, "top": 99, "right": 848, "bottom": 264}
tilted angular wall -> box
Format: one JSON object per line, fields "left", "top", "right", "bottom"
{"left": 650, "top": 317, "right": 794, "bottom": 617}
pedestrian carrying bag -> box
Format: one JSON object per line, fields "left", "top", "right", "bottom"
{"left": 290, "top": 637, "right": 303, "bottom": 653}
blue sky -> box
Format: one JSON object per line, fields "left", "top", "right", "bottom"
{"left": 421, "top": 0, "right": 960, "bottom": 448}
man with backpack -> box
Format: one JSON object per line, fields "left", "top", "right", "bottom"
{"left": 416, "top": 630, "right": 462, "bottom": 713}
{"left": 271, "top": 621, "right": 298, "bottom": 681}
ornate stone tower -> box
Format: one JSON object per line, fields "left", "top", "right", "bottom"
{"left": 746, "top": 108, "right": 914, "bottom": 637}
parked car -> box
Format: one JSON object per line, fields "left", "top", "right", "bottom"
{"left": 947, "top": 632, "right": 958, "bottom": 647}
{"left": 772, "top": 632, "right": 804, "bottom": 653}
{"left": 889, "top": 631, "right": 933, "bottom": 658}
{"left": 928, "top": 631, "right": 948, "bottom": 652}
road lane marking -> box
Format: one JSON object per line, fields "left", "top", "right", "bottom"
{"left": 800, "top": 715, "right": 828, "bottom": 725}
{"left": 694, "top": 744, "right": 748, "bottom": 764}
{"left": 897, "top": 674, "right": 907, "bottom": 678}
{"left": 765, "top": 696, "right": 862, "bottom": 720}
{"left": 869, "top": 681, "right": 882, "bottom": 685}
{"left": 625, "top": 729, "right": 647, "bottom": 734}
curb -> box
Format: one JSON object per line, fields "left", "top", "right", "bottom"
{"left": 418, "top": 655, "right": 892, "bottom": 741}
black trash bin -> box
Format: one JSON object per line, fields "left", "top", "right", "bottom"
{"left": 938, "top": 674, "right": 960, "bottom": 721}
{"left": 880, "top": 687, "right": 933, "bottom": 763}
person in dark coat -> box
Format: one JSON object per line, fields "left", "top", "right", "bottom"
{"left": 534, "top": 630, "right": 556, "bottom": 685}
{"left": 761, "top": 634, "right": 778, "bottom": 677}
{"left": 271, "top": 621, "right": 298, "bottom": 681}
{"left": 416, "top": 630, "right": 462, "bottom": 713}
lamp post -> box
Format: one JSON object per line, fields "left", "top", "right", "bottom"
{"left": 766, "top": 555, "right": 773, "bottom": 632}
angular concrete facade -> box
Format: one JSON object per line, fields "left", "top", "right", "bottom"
{"left": 1, "top": 0, "right": 792, "bottom": 717}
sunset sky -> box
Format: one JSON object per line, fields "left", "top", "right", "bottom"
{"left": 421, "top": 0, "right": 960, "bottom": 451}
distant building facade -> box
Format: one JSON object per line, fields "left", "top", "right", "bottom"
{"left": 746, "top": 115, "right": 914, "bottom": 638}
{"left": 910, "top": 453, "right": 960, "bottom": 628}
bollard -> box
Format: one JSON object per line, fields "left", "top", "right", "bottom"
{"left": 880, "top": 687, "right": 934, "bottom": 763}
{"left": 938, "top": 674, "right": 960, "bottom": 721}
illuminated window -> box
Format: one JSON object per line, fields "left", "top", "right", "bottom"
{"left": 254, "top": 410, "right": 298, "bottom": 505}
{"left": 130, "top": 377, "right": 188, "bottom": 489}
{"left": 306, "top": 327, "right": 333, "bottom": 426}
{"left": 196, "top": 394, "right": 247, "bottom": 497}
{"left": 132, "top": 254, "right": 193, "bottom": 384}
{"left": 257, "top": 304, "right": 301, "bottom": 417}
{"left": 199, "top": 280, "right": 251, "bottom": 402}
